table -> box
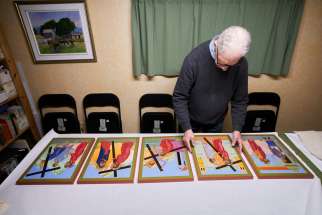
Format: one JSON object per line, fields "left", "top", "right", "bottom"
{"left": 0, "top": 130, "right": 321, "bottom": 215}
{"left": 280, "top": 133, "right": 322, "bottom": 181}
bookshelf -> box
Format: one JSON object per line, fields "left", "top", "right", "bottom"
{"left": 0, "top": 26, "right": 40, "bottom": 153}
{"left": 0, "top": 126, "right": 30, "bottom": 152}
{"left": 0, "top": 95, "right": 18, "bottom": 106}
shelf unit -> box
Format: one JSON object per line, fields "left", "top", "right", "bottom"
{"left": 0, "top": 26, "right": 40, "bottom": 153}
{"left": 0, "top": 126, "right": 30, "bottom": 152}
{"left": 0, "top": 95, "right": 18, "bottom": 106}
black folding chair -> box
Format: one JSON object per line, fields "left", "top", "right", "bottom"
{"left": 139, "top": 93, "right": 176, "bottom": 133}
{"left": 242, "top": 92, "right": 280, "bottom": 132}
{"left": 38, "top": 94, "right": 81, "bottom": 134}
{"left": 83, "top": 93, "right": 122, "bottom": 133}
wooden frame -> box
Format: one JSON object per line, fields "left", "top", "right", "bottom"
{"left": 191, "top": 134, "right": 253, "bottom": 180}
{"left": 241, "top": 133, "right": 313, "bottom": 179}
{"left": 16, "top": 138, "right": 95, "bottom": 185}
{"left": 77, "top": 137, "right": 139, "bottom": 184}
{"left": 138, "top": 136, "right": 193, "bottom": 183}
{"left": 14, "top": 1, "right": 96, "bottom": 63}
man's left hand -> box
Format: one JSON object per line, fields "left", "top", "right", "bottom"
{"left": 232, "top": 130, "right": 243, "bottom": 151}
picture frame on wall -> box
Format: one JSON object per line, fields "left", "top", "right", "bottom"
{"left": 14, "top": 1, "right": 96, "bottom": 63}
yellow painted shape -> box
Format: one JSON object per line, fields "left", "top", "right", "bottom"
{"left": 197, "top": 156, "right": 206, "bottom": 173}
{"left": 238, "top": 163, "right": 245, "bottom": 170}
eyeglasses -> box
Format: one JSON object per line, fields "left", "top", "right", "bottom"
{"left": 215, "top": 46, "right": 231, "bottom": 68}
{"left": 215, "top": 46, "right": 241, "bottom": 70}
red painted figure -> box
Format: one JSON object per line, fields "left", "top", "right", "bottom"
{"left": 65, "top": 142, "right": 87, "bottom": 168}
{"left": 212, "top": 139, "right": 231, "bottom": 164}
{"left": 160, "top": 139, "right": 184, "bottom": 155}
{"left": 113, "top": 142, "right": 133, "bottom": 168}
{"left": 248, "top": 139, "right": 269, "bottom": 163}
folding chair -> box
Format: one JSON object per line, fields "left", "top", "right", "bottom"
{"left": 38, "top": 94, "right": 80, "bottom": 134}
{"left": 83, "top": 93, "right": 122, "bottom": 133}
{"left": 242, "top": 92, "right": 280, "bottom": 132}
{"left": 139, "top": 93, "right": 176, "bottom": 133}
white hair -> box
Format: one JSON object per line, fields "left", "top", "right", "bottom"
{"left": 217, "top": 26, "right": 251, "bottom": 58}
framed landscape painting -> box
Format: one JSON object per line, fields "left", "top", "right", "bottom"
{"left": 15, "top": 1, "right": 96, "bottom": 63}
{"left": 78, "top": 137, "right": 139, "bottom": 184}
{"left": 138, "top": 136, "right": 193, "bottom": 183}
{"left": 242, "top": 133, "right": 313, "bottom": 179}
{"left": 191, "top": 134, "right": 253, "bottom": 180}
{"left": 16, "top": 138, "right": 95, "bottom": 185}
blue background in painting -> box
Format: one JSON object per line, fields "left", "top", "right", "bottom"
{"left": 254, "top": 154, "right": 306, "bottom": 174}
{"left": 23, "top": 142, "right": 86, "bottom": 180}
{"left": 24, "top": 164, "right": 75, "bottom": 179}
{"left": 201, "top": 164, "right": 245, "bottom": 175}
{"left": 196, "top": 139, "right": 248, "bottom": 176}
{"left": 83, "top": 164, "right": 132, "bottom": 179}
{"left": 243, "top": 135, "right": 306, "bottom": 174}
{"left": 142, "top": 141, "right": 190, "bottom": 178}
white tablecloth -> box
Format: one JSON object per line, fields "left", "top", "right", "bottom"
{"left": 0, "top": 131, "right": 321, "bottom": 215}
{"left": 286, "top": 132, "right": 322, "bottom": 171}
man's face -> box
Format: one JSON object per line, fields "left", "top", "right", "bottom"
{"left": 216, "top": 47, "right": 241, "bottom": 71}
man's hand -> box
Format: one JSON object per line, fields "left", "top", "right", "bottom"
{"left": 232, "top": 130, "right": 243, "bottom": 152}
{"left": 183, "top": 129, "right": 194, "bottom": 152}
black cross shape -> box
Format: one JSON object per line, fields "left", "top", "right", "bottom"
{"left": 26, "top": 146, "right": 61, "bottom": 178}
{"left": 144, "top": 145, "right": 186, "bottom": 160}
{"left": 203, "top": 137, "right": 241, "bottom": 171}
{"left": 216, "top": 160, "right": 243, "bottom": 171}
{"left": 145, "top": 144, "right": 163, "bottom": 172}
{"left": 98, "top": 141, "right": 132, "bottom": 177}
{"left": 111, "top": 141, "right": 117, "bottom": 177}
{"left": 144, "top": 143, "right": 188, "bottom": 172}
{"left": 177, "top": 151, "right": 182, "bottom": 165}
{"left": 98, "top": 165, "right": 131, "bottom": 174}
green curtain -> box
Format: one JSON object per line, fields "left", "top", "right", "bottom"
{"left": 131, "top": 0, "right": 304, "bottom": 77}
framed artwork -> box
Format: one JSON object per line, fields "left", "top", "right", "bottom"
{"left": 242, "top": 134, "right": 313, "bottom": 179}
{"left": 15, "top": 1, "right": 96, "bottom": 63}
{"left": 16, "top": 138, "right": 95, "bottom": 185}
{"left": 138, "top": 136, "right": 193, "bottom": 183}
{"left": 78, "top": 137, "right": 139, "bottom": 184}
{"left": 191, "top": 135, "right": 253, "bottom": 180}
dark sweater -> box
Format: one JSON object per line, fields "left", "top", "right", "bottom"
{"left": 173, "top": 40, "right": 248, "bottom": 132}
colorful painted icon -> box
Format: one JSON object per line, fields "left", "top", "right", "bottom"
{"left": 16, "top": 138, "right": 94, "bottom": 185}
{"left": 138, "top": 136, "right": 193, "bottom": 183}
{"left": 78, "top": 138, "right": 139, "bottom": 184}
{"left": 242, "top": 134, "right": 313, "bottom": 179}
{"left": 191, "top": 135, "right": 252, "bottom": 180}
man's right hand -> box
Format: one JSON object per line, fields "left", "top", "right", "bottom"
{"left": 183, "top": 129, "right": 194, "bottom": 152}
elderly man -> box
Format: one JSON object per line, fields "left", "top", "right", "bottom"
{"left": 173, "top": 26, "right": 251, "bottom": 151}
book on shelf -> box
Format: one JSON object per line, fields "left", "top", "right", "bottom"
{"left": 0, "top": 65, "right": 17, "bottom": 99}
{"left": 0, "top": 85, "right": 8, "bottom": 103}
{"left": 8, "top": 105, "right": 29, "bottom": 133}
{"left": 0, "top": 66, "right": 12, "bottom": 84}
{"left": 0, "top": 117, "right": 15, "bottom": 143}
{"left": 0, "top": 97, "right": 30, "bottom": 144}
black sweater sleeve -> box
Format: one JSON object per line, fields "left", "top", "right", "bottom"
{"left": 231, "top": 59, "right": 249, "bottom": 131}
{"left": 173, "top": 56, "right": 195, "bottom": 132}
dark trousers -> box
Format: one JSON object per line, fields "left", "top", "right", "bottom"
{"left": 191, "top": 120, "right": 224, "bottom": 133}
